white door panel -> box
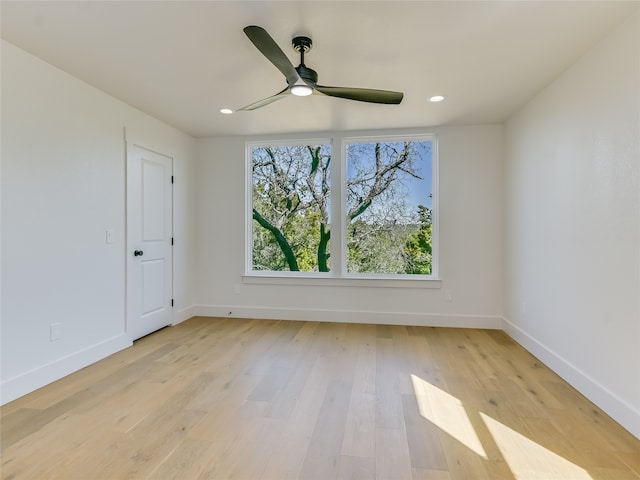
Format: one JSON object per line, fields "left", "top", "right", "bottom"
{"left": 127, "top": 145, "right": 173, "bottom": 340}
{"left": 142, "top": 259, "right": 166, "bottom": 314}
{"left": 142, "top": 159, "right": 167, "bottom": 241}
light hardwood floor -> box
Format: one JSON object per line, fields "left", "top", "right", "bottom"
{"left": 1, "top": 317, "right": 639, "bottom": 479}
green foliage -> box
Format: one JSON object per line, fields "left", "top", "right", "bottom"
{"left": 252, "top": 144, "right": 331, "bottom": 272}
{"left": 251, "top": 140, "right": 432, "bottom": 275}
{"left": 403, "top": 205, "right": 432, "bottom": 274}
{"left": 347, "top": 220, "right": 407, "bottom": 274}
{"left": 346, "top": 206, "right": 432, "bottom": 275}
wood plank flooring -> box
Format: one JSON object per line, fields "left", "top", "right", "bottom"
{"left": 1, "top": 317, "right": 639, "bottom": 479}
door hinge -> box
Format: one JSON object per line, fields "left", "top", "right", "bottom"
{"left": 171, "top": 299, "right": 174, "bottom": 307}
{"left": 171, "top": 237, "right": 174, "bottom": 246}
{"left": 171, "top": 175, "right": 174, "bottom": 184}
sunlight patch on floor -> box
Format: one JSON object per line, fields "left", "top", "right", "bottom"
{"left": 410, "top": 374, "right": 488, "bottom": 459}
{"left": 411, "top": 374, "right": 593, "bottom": 479}
{"left": 480, "top": 413, "right": 592, "bottom": 480}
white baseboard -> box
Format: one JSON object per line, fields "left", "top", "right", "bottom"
{"left": 1, "top": 334, "right": 132, "bottom": 405}
{"left": 502, "top": 316, "right": 640, "bottom": 440}
{"left": 193, "top": 304, "right": 502, "bottom": 329}
{"left": 173, "top": 305, "right": 196, "bottom": 326}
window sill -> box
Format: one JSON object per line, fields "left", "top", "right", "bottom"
{"left": 242, "top": 274, "right": 441, "bottom": 289}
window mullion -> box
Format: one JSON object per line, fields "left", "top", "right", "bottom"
{"left": 330, "top": 136, "right": 344, "bottom": 277}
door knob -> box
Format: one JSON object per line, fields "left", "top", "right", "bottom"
{"left": 134, "top": 250, "right": 144, "bottom": 257}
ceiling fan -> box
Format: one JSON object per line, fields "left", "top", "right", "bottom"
{"left": 238, "top": 25, "right": 404, "bottom": 111}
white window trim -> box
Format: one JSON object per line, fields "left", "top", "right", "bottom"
{"left": 242, "top": 274, "right": 441, "bottom": 289}
{"left": 245, "top": 133, "right": 439, "bottom": 284}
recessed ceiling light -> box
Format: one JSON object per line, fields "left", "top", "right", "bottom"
{"left": 429, "top": 95, "right": 445, "bottom": 103}
{"left": 220, "top": 108, "right": 233, "bottom": 114}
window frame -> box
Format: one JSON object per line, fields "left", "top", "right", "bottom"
{"left": 245, "top": 138, "right": 333, "bottom": 278}
{"left": 245, "top": 133, "right": 439, "bottom": 285}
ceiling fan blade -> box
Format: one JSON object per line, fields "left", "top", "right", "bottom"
{"left": 314, "top": 85, "right": 403, "bottom": 104}
{"left": 237, "top": 87, "right": 290, "bottom": 111}
{"left": 244, "top": 26, "right": 299, "bottom": 86}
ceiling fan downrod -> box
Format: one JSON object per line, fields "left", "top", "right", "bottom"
{"left": 292, "top": 36, "right": 317, "bottom": 85}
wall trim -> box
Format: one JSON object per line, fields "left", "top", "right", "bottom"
{"left": 502, "top": 316, "right": 640, "bottom": 440}
{"left": 193, "top": 304, "right": 502, "bottom": 329}
{"left": 1, "top": 334, "right": 132, "bottom": 405}
{"left": 173, "top": 306, "right": 196, "bottom": 326}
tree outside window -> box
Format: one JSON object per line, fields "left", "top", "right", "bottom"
{"left": 251, "top": 143, "right": 331, "bottom": 272}
{"left": 249, "top": 135, "right": 435, "bottom": 278}
{"left": 345, "top": 139, "right": 433, "bottom": 275}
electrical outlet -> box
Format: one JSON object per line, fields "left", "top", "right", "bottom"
{"left": 106, "top": 229, "right": 114, "bottom": 244}
{"left": 444, "top": 290, "right": 453, "bottom": 302}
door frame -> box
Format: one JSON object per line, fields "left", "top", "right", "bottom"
{"left": 124, "top": 129, "right": 174, "bottom": 339}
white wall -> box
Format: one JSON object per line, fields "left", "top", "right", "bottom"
{"left": 195, "top": 125, "right": 503, "bottom": 327}
{"left": 0, "top": 41, "right": 198, "bottom": 404}
{"left": 503, "top": 13, "right": 639, "bottom": 437}
{"left": 4, "top": 9, "right": 636, "bottom": 441}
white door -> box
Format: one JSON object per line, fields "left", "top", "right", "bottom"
{"left": 126, "top": 144, "right": 173, "bottom": 340}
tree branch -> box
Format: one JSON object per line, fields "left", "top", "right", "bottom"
{"left": 253, "top": 208, "right": 299, "bottom": 271}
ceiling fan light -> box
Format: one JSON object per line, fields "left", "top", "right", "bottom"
{"left": 429, "top": 95, "right": 445, "bottom": 102}
{"left": 291, "top": 84, "right": 313, "bottom": 97}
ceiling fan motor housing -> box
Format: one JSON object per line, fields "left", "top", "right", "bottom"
{"left": 296, "top": 64, "right": 318, "bottom": 84}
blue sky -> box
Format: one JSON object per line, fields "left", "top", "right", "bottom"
{"left": 346, "top": 139, "right": 433, "bottom": 213}
{"left": 406, "top": 141, "right": 433, "bottom": 210}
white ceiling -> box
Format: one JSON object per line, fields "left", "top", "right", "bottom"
{"left": 1, "top": 1, "right": 637, "bottom": 138}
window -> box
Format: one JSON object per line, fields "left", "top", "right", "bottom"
{"left": 250, "top": 141, "right": 332, "bottom": 273}
{"left": 345, "top": 138, "right": 434, "bottom": 275}
{"left": 247, "top": 134, "right": 437, "bottom": 280}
